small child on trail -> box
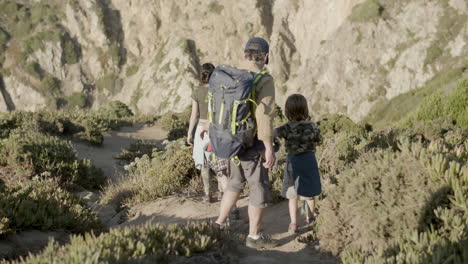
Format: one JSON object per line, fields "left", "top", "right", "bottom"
{"left": 274, "top": 94, "right": 322, "bottom": 234}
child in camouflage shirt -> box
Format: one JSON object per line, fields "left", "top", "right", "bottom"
{"left": 274, "top": 94, "right": 322, "bottom": 234}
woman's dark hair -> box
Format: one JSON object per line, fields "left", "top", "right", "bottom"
{"left": 200, "top": 63, "right": 215, "bottom": 84}
{"left": 285, "top": 94, "right": 309, "bottom": 121}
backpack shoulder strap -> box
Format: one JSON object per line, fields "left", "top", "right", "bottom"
{"left": 252, "top": 70, "right": 268, "bottom": 100}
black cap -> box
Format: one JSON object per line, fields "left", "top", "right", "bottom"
{"left": 244, "top": 37, "right": 269, "bottom": 53}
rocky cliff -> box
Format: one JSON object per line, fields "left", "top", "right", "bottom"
{"left": 0, "top": 0, "right": 466, "bottom": 120}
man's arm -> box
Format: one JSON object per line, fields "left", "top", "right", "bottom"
{"left": 255, "top": 75, "right": 275, "bottom": 168}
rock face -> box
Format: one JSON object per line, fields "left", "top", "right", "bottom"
{"left": 0, "top": 0, "right": 466, "bottom": 120}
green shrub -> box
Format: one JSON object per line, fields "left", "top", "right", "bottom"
{"left": 317, "top": 138, "right": 467, "bottom": 262}
{"left": 0, "top": 178, "right": 100, "bottom": 236}
{"left": 61, "top": 35, "right": 81, "bottom": 64}
{"left": 132, "top": 145, "right": 196, "bottom": 204}
{"left": 0, "top": 129, "right": 104, "bottom": 189}
{"left": 96, "top": 74, "right": 123, "bottom": 95}
{"left": 364, "top": 66, "right": 466, "bottom": 128}
{"left": 5, "top": 222, "right": 224, "bottom": 264}
{"left": 102, "top": 141, "right": 197, "bottom": 208}
{"left": 24, "top": 61, "right": 42, "bottom": 79}
{"left": 108, "top": 100, "right": 134, "bottom": 118}
{"left": 108, "top": 42, "right": 122, "bottom": 65}
{"left": 208, "top": 1, "right": 224, "bottom": 13}
{"left": 317, "top": 114, "right": 366, "bottom": 138}
{"left": 65, "top": 92, "right": 88, "bottom": 109}
{"left": 125, "top": 65, "right": 139, "bottom": 77}
{"left": 167, "top": 127, "right": 188, "bottom": 141}
{"left": 115, "top": 140, "right": 159, "bottom": 162}
{"left": 414, "top": 79, "right": 468, "bottom": 130}
{"left": 158, "top": 111, "right": 188, "bottom": 131}
{"left": 40, "top": 75, "right": 61, "bottom": 96}
{"left": 349, "top": 0, "right": 383, "bottom": 22}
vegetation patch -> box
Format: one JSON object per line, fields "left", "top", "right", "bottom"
{"left": 116, "top": 140, "right": 160, "bottom": 163}
{"left": 349, "top": 0, "right": 384, "bottom": 22}
{"left": 64, "top": 92, "right": 88, "bottom": 110}
{"left": 412, "top": 79, "right": 468, "bottom": 130}
{"left": 61, "top": 34, "right": 81, "bottom": 65}
{"left": 363, "top": 66, "right": 467, "bottom": 128}
{"left": 125, "top": 64, "right": 139, "bottom": 77}
{"left": 327, "top": 138, "right": 467, "bottom": 263}
{"left": 0, "top": 178, "right": 100, "bottom": 236}
{"left": 0, "top": 129, "right": 105, "bottom": 189}
{"left": 101, "top": 140, "right": 197, "bottom": 208}
{"left": 208, "top": 1, "right": 224, "bottom": 13}
{"left": 96, "top": 74, "right": 123, "bottom": 95}
{"left": 5, "top": 222, "right": 224, "bottom": 264}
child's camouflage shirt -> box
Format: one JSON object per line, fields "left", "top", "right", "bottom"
{"left": 274, "top": 121, "right": 321, "bottom": 155}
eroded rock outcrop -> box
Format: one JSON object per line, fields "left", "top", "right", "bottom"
{"left": 0, "top": 0, "right": 466, "bottom": 120}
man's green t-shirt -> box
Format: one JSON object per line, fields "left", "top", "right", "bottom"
{"left": 191, "top": 86, "right": 209, "bottom": 120}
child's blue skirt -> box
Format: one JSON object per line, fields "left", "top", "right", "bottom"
{"left": 281, "top": 151, "right": 322, "bottom": 199}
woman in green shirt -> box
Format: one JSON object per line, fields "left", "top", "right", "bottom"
{"left": 187, "top": 63, "right": 218, "bottom": 202}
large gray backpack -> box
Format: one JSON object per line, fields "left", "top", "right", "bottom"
{"left": 208, "top": 65, "right": 267, "bottom": 161}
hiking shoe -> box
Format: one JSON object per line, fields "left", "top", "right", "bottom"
{"left": 288, "top": 223, "right": 298, "bottom": 234}
{"left": 229, "top": 208, "right": 241, "bottom": 221}
{"left": 212, "top": 220, "right": 229, "bottom": 231}
{"left": 245, "top": 233, "right": 279, "bottom": 249}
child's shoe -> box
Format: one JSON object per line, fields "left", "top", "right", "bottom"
{"left": 288, "top": 223, "right": 298, "bottom": 234}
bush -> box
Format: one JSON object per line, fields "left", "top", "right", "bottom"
{"left": 96, "top": 74, "right": 123, "bottom": 95}
{"left": 158, "top": 111, "right": 187, "bottom": 131}
{"left": 317, "top": 138, "right": 467, "bottom": 263}
{"left": 158, "top": 108, "right": 190, "bottom": 141}
{"left": 5, "top": 222, "right": 224, "bottom": 264}
{"left": 0, "top": 178, "right": 100, "bottom": 236}
{"left": 40, "top": 75, "right": 60, "bottom": 96}
{"left": 349, "top": 0, "right": 383, "bottom": 22}
{"left": 108, "top": 100, "right": 134, "bottom": 118}
{"left": 65, "top": 92, "right": 88, "bottom": 109}
{"left": 317, "top": 114, "right": 366, "bottom": 138}
{"left": 61, "top": 35, "right": 81, "bottom": 65}
{"left": 115, "top": 140, "right": 159, "bottom": 163}
{"left": 413, "top": 79, "right": 468, "bottom": 130}
{"left": 80, "top": 102, "right": 134, "bottom": 134}
{"left": 0, "top": 129, "right": 104, "bottom": 189}
{"left": 125, "top": 65, "right": 139, "bottom": 77}
{"left": 101, "top": 141, "right": 197, "bottom": 208}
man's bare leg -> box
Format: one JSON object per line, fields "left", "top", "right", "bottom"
{"left": 248, "top": 205, "right": 264, "bottom": 236}
{"left": 216, "top": 191, "right": 240, "bottom": 225}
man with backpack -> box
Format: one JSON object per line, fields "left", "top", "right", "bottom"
{"left": 210, "top": 37, "right": 278, "bottom": 249}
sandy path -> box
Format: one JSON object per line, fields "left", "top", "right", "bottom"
{"left": 73, "top": 123, "right": 167, "bottom": 181}
{"left": 124, "top": 196, "right": 340, "bottom": 264}
{"left": 72, "top": 123, "right": 341, "bottom": 264}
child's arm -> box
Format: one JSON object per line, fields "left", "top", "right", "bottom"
{"left": 311, "top": 123, "right": 322, "bottom": 145}
{"left": 273, "top": 125, "right": 286, "bottom": 139}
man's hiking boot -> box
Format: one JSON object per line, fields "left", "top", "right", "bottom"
{"left": 229, "top": 208, "right": 240, "bottom": 221}
{"left": 245, "top": 233, "right": 279, "bottom": 249}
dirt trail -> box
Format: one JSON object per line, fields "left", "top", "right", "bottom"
{"left": 73, "top": 123, "right": 341, "bottom": 264}
{"left": 73, "top": 123, "right": 167, "bottom": 181}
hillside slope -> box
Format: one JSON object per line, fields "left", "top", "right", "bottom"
{"left": 0, "top": 0, "right": 466, "bottom": 121}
